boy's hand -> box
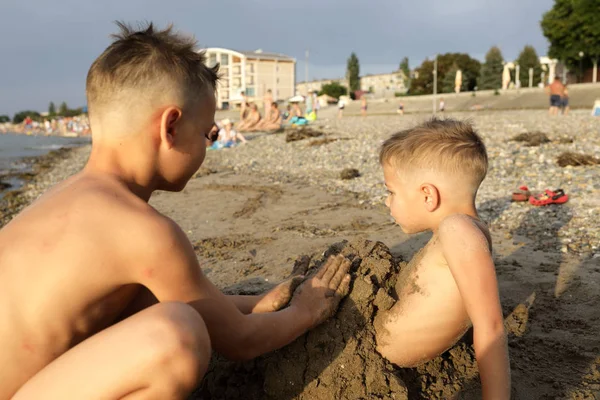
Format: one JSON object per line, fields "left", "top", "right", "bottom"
{"left": 291, "top": 254, "right": 352, "bottom": 328}
{"left": 253, "top": 275, "right": 305, "bottom": 313}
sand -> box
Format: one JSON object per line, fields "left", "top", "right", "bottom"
{"left": 146, "top": 169, "right": 600, "bottom": 399}
{"left": 2, "top": 111, "right": 599, "bottom": 399}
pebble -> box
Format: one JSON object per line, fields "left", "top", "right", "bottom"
{"left": 208, "top": 110, "right": 600, "bottom": 256}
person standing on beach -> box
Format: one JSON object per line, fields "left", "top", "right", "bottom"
{"left": 337, "top": 97, "right": 345, "bottom": 119}
{"left": 0, "top": 22, "right": 351, "bottom": 400}
{"left": 263, "top": 89, "right": 273, "bottom": 120}
{"left": 360, "top": 95, "right": 368, "bottom": 117}
{"left": 561, "top": 84, "right": 570, "bottom": 116}
{"left": 547, "top": 76, "right": 564, "bottom": 116}
{"left": 240, "top": 91, "right": 248, "bottom": 121}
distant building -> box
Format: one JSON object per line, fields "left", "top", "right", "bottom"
{"left": 203, "top": 48, "right": 296, "bottom": 109}
{"left": 296, "top": 79, "right": 335, "bottom": 96}
{"left": 360, "top": 70, "right": 408, "bottom": 96}
{"left": 296, "top": 70, "right": 408, "bottom": 99}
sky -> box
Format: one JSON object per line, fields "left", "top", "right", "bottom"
{"left": 0, "top": 0, "right": 554, "bottom": 116}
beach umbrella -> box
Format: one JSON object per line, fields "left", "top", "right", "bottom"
{"left": 288, "top": 95, "right": 305, "bottom": 103}
{"left": 502, "top": 63, "right": 513, "bottom": 90}
{"left": 454, "top": 70, "right": 462, "bottom": 94}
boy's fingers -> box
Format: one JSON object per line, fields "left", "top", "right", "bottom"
{"left": 289, "top": 275, "right": 305, "bottom": 292}
{"left": 315, "top": 256, "right": 335, "bottom": 279}
{"left": 321, "top": 255, "right": 343, "bottom": 284}
{"left": 328, "top": 259, "right": 351, "bottom": 290}
{"left": 336, "top": 274, "right": 351, "bottom": 298}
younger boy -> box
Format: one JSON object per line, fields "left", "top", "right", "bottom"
{"left": 374, "top": 118, "right": 510, "bottom": 399}
{"left": 0, "top": 22, "right": 351, "bottom": 399}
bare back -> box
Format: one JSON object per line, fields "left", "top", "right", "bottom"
{"left": 375, "top": 216, "right": 492, "bottom": 367}
{"left": 0, "top": 173, "right": 158, "bottom": 398}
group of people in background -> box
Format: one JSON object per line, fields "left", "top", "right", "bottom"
{"left": 0, "top": 115, "right": 91, "bottom": 136}
{"left": 547, "top": 76, "right": 570, "bottom": 116}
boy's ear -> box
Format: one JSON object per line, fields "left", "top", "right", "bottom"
{"left": 420, "top": 183, "right": 440, "bottom": 212}
{"left": 159, "top": 107, "right": 182, "bottom": 149}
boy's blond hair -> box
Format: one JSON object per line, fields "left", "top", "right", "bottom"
{"left": 380, "top": 118, "right": 488, "bottom": 188}
{"left": 86, "top": 22, "right": 219, "bottom": 118}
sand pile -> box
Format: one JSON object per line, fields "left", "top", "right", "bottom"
{"left": 285, "top": 128, "right": 324, "bottom": 143}
{"left": 194, "top": 239, "right": 481, "bottom": 400}
{"left": 511, "top": 131, "right": 550, "bottom": 146}
{"left": 556, "top": 152, "right": 600, "bottom": 167}
{"left": 194, "top": 239, "right": 409, "bottom": 399}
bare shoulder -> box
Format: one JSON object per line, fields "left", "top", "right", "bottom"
{"left": 438, "top": 214, "right": 492, "bottom": 252}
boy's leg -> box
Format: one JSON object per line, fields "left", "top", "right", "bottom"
{"left": 13, "top": 302, "right": 210, "bottom": 400}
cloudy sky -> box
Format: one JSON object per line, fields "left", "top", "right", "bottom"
{"left": 0, "top": 0, "right": 554, "bottom": 116}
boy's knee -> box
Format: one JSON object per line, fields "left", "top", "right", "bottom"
{"left": 145, "top": 302, "right": 211, "bottom": 389}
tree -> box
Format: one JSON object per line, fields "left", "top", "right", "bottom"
{"left": 541, "top": 0, "right": 600, "bottom": 78}
{"left": 410, "top": 53, "right": 481, "bottom": 95}
{"left": 399, "top": 57, "right": 411, "bottom": 88}
{"left": 516, "top": 45, "right": 543, "bottom": 87}
{"left": 346, "top": 53, "right": 360, "bottom": 94}
{"left": 319, "top": 81, "right": 347, "bottom": 99}
{"left": 59, "top": 102, "right": 68, "bottom": 116}
{"left": 12, "top": 111, "right": 42, "bottom": 124}
{"left": 479, "top": 46, "right": 504, "bottom": 90}
{"left": 48, "top": 102, "right": 56, "bottom": 116}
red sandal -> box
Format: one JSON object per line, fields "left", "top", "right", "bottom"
{"left": 511, "top": 185, "right": 531, "bottom": 202}
{"left": 529, "top": 189, "right": 569, "bottom": 206}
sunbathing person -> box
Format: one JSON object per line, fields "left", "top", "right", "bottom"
{"left": 237, "top": 103, "right": 261, "bottom": 132}
{"left": 251, "top": 102, "right": 282, "bottom": 132}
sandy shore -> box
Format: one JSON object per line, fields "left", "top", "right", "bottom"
{"left": 1, "top": 110, "right": 599, "bottom": 399}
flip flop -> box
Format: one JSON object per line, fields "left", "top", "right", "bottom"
{"left": 529, "top": 189, "right": 569, "bottom": 206}
{"left": 511, "top": 185, "right": 531, "bottom": 202}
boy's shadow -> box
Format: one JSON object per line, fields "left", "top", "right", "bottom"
{"left": 498, "top": 203, "right": 597, "bottom": 398}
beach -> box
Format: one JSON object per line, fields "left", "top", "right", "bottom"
{"left": 1, "top": 109, "right": 599, "bottom": 399}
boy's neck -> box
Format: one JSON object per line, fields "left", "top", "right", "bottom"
{"left": 429, "top": 202, "right": 479, "bottom": 233}
{"left": 84, "top": 143, "right": 157, "bottom": 202}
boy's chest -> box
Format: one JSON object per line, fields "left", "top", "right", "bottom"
{"left": 397, "top": 241, "right": 453, "bottom": 297}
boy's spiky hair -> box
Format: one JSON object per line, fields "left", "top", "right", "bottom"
{"left": 380, "top": 118, "right": 488, "bottom": 187}
{"left": 86, "top": 21, "right": 219, "bottom": 116}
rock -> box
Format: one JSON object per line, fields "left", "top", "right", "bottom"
{"left": 340, "top": 168, "right": 360, "bottom": 180}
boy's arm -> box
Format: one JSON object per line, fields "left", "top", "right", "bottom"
{"left": 439, "top": 216, "right": 511, "bottom": 400}
{"left": 228, "top": 274, "right": 304, "bottom": 314}
{"left": 138, "top": 219, "right": 350, "bottom": 361}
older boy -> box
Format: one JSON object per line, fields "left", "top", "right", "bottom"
{"left": 0, "top": 22, "right": 350, "bottom": 400}
{"left": 374, "top": 119, "right": 510, "bottom": 399}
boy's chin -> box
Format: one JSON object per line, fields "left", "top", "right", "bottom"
{"left": 398, "top": 224, "right": 426, "bottom": 235}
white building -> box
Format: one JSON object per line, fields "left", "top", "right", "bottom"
{"left": 203, "top": 48, "right": 296, "bottom": 109}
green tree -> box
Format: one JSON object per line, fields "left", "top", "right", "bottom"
{"left": 58, "top": 102, "right": 68, "bottom": 116}
{"left": 479, "top": 46, "right": 504, "bottom": 90}
{"left": 541, "top": 0, "right": 600, "bottom": 80}
{"left": 0, "top": 115, "right": 10, "bottom": 123}
{"left": 410, "top": 53, "right": 481, "bottom": 95}
{"left": 346, "top": 53, "right": 360, "bottom": 94}
{"left": 399, "top": 57, "right": 411, "bottom": 87}
{"left": 48, "top": 102, "right": 56, "bottom": 116}
{"left": 12, "top": 111, "right": 42, "bottom": 124}
{"left": 516, "top": 45, "right": 543, "bottom": 87}
{"left": 319, "top": 81, "right": 347, "bottom": 99}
